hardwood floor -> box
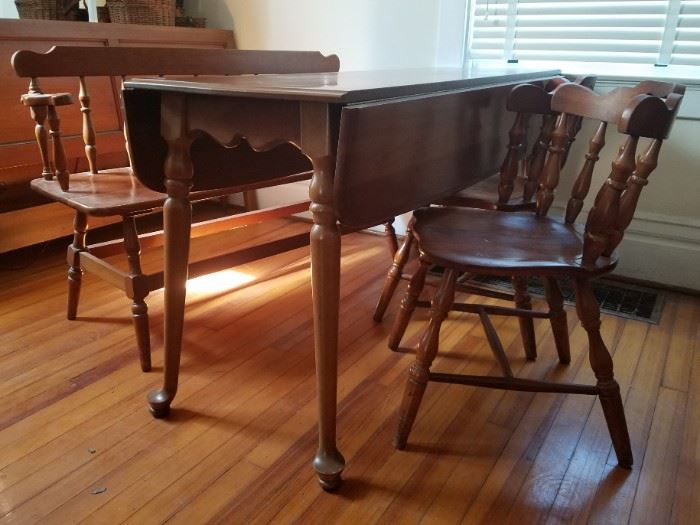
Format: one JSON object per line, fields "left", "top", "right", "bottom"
{"left": 0, "top": 218, "right": 697, "bottom": 524}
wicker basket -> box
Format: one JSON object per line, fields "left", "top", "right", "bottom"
{"left": 15, "top": 0, "right": 80, "bottom": 20}
{"left": 106, "top": 0, "right": 175, "bottom": 26}
{"left": 175, "top": 16, "right": 205, "bottom": 28}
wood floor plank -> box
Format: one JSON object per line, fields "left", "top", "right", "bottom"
{"left": 628, "top": 387, "right": 688, "bottom": 525}
{"left": 662, "top": 296, "right": 698, "bottom": 392}
{"left": 671, "top": 321, "right": 700, "bottom": 525}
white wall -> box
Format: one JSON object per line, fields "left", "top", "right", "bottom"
{"left": 185, "top": 0, "right": 446, "bottom": 71}
{"left": 0, "top": 0, "right": 19, "bottom": 18}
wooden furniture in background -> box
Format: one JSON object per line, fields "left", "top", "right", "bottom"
{"left": 122, "top": 65, "right": 559, "bottom": 489}
{"left": 0, "top": 18, "right": 235, "bottom": 253}
{"left": 392, "top": 81, "right": 685, "bottom": 471}
{"left": 13, "top": 45, "right": 339, "bottom": 372}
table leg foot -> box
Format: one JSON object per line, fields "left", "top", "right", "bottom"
{"left": 313, "top": 449, "right": 345, "bottom": 491}
{"left": 148, "top": 389, "right": 172, "bottom": 418}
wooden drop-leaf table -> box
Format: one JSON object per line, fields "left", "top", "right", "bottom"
{"left": 123, "top": 64, "right": 559, "bottom": 491}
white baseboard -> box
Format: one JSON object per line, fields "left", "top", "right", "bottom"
{"left": 552, "top": 205, "right": 700, "bottom": 291}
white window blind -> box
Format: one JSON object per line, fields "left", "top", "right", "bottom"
{"left": 468, "top": 0, "right": 700, "bottom": 66}
{"left": 672, "top": 0, "right": 700, "bottom": 65}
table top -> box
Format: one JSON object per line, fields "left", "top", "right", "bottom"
{"left": 123, "top": 64, "right": 560, "bottom": 104}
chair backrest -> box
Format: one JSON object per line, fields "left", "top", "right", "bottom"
{"left": 534, "top": 80, "right": 684, "bottom": 266}
{"left": 496, "top": 74, "right": 597, "bottom": 206}
{"left": 11, "top": 46, "right": 340, "bottom": 191}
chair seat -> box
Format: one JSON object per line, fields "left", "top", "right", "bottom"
{"left": 413, "top": 207, "right": 618, "bottom": 277}
{"left": 31, "top": 168, "right": 312, "bottom": 217}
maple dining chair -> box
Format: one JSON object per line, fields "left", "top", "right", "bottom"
{"left": 12, "top": 46, "right": 340, "bottom": 372}
{"left": 380, "top": 80, "right": 684, "bottom": 363}
{"left": 375, "top": 75, "right": 596, "bottom": 363}
{"left": 391, "top": 80, "right": 685, "bottom": 469}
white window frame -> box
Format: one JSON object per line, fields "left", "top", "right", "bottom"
{"left": 459, "top": 0, "right": 700, "bottom": 84}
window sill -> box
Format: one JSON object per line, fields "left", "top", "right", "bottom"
{"left": 467, "top": 60, "right": 700, "bottom": 86}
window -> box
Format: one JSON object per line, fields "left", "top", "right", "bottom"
{"left": 467, "top": 0, "right": 700, "bottom": 67}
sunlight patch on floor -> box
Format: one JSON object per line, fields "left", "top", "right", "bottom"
{"left": 186, "top": 269, "right": 256, "bottom": 295}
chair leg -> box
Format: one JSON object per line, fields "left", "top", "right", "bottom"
{"left": 383, "top": 218, "right": 399, "bottom": 256}
{"left": 544, "top": 277, "right": 571, "bottom": 364}
{"left": 394, "top": 268, "right": 457, "bottom": 449}
{"left": 374, "top": 220, "right": 415, "bottom": 322}
{"left": 131, "top": 298, "right": 151, "bottom": 372}
{"left": 123, "top": 216, "right": 151, "bottom": 372}
{"left": 574, "top": 278, "right": 633, "bottom": 468}
{"left": 387, "top": 256, "right": 428, "bottom": 351}
{"left": 512, "top": 276, "right": 537, "bottom": 360}
{"left": 67, "top": 211, "right": 88, "bottom": 320}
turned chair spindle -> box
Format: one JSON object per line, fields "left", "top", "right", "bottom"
{"left": 523, "top": 112, "right": 556, "bottom": 201}
{"left": 565, "top": 121, "right": 607, "bottom": 223}
{"left": 497, "top": 111, "right": 531, "bottom": 204}
{"left": 26, "top": 92, "right": 53, "bottom": 181}
{"left": 78, "top": 76, "right": 98, "bottom": 174}
{"left": 45, "top": 95, "right": 72, "bottom": 191}
{"left": 607, "top": 139, "right": 660, "bottom": 253}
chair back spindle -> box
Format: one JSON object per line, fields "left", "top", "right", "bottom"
{"left": 560, "top": 75, "right": 597, "bottom": 167}
{"left": 607, "top": 138, "right": 661, "bottom": 254}
{"left": 26, "top": 101, "right": 53, "bottom": 180}
{"left": 565, "top": 121, "right": 607, "bottom": 223}
{"left": 78, "top": 76, "right": 98, "bottom": 174}
{"left": 24, "top": 77, "right": 54, "bottom": 180}
{"left": 497, "top": 111, "right": 530, "bottom": 204}
{"left": 523, "top": 112, "right": 556, "bottom": 201}
{"left": 46, "top": 95, "right": 73, "bottom": 191}
{"left": 120, "top": 74, "right": 134, "bottom": 171}
{"left": 535, "top": 111, "right": 570, "bottom": 216}
{"left": 582, "top": 135, "right": 638, "bottom": 265}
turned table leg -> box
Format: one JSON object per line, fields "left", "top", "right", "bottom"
{"left": 148, "top": 93, "right": 194, "bottom": 418}
{"left": 309, "top": 152, "right": 346, "bottom": 491}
